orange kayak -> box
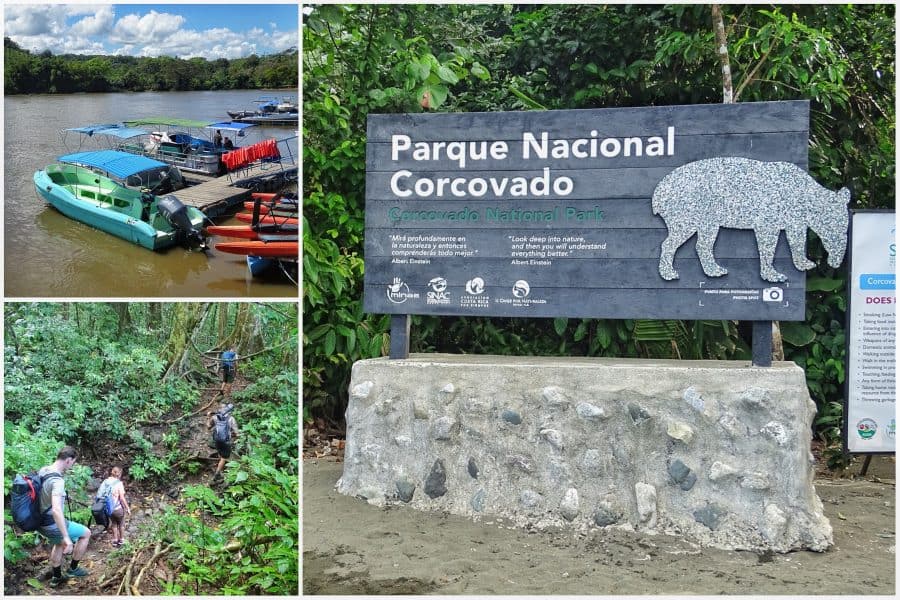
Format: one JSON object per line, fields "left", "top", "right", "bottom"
{"left": 215, "top": 241, "right": 298, "bottom": 258}
{"left": 235, "top": 213, "right": 298, "bottom": 225}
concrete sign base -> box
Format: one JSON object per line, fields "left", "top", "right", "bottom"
{"left": 337, "top": 354, "right": 833, "bottom": 553}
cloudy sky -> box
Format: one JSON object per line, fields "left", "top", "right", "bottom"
{"left": 4, "top": 3, "right": 298, "bottom": 59}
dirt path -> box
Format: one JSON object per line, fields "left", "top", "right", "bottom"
{"left": 303, "top": 456, "right": 895, "bottom": 595}
{"left": 5, "top": 376, "right": 246, "bottom": 596}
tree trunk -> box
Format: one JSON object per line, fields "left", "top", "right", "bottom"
{"left": 112, "top": 303, "right": 133, "bottom": 338}
{"left": 162, "top": 303, "right": 210, "bottom": 379}
{"left": 711, "top": 4, "right": 733, "bottom": 104}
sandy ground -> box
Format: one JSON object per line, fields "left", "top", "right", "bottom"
{"left": 303, "top": 457, "right": 895, "bottom": 595}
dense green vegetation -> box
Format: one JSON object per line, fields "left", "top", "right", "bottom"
{"left": 303, "top": 4, "right": 895, "bottom": 463}
{"left": 4, "top": 303, "right": 298, "bottom": 595}
{"left": 4, "top": 37, "right": 298, "bottom": 94}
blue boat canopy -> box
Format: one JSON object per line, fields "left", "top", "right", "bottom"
{"left": 66, "top": 124, "right": 150, "bottom": 139}
{"left": 206, "top": 121, "right": 257, "bottom": 132}
{"left": 58, "top": 150, "right": 169, "bottom": 178}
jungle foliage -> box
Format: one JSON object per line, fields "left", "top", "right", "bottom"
{"left": 4, "top": 302, "right": 298, "bottom": 595}
{"left": 4, "top": 37, "right": 298, "bottom": 94}
{"left": 303, "top": 4, "right": 895, "bottom": 461}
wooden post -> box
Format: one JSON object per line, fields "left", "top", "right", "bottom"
{"left": 389, "top": 314, "right": 410, "bottom": 359}
{"left": 752, "top": 321, "right": 773, "bottom": 367}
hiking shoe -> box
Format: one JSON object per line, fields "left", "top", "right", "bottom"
{"left": 66, "top": 566, "right": 89, "bottom": 577}
{"left": 49, "top": 575, "right": 69, "bottom": 588}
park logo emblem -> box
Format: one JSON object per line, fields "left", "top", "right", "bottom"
{"left": 427, "top": 277, "right": 450, "bottom": 305}
{"left": 387, "top": 277, "right": 418, "bottom": 304}
{"left": 512, "top": 280, "right": 530, "bottom": 298}
{"left": 856, "top": 418, "right": 877, "bottom": 440}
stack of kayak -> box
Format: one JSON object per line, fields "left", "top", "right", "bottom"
{"left": 207, "top": 192, "right": 298, "bottom": 276}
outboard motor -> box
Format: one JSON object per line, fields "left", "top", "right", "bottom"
{"left": 157, "top": 194, "right": 207, "bottom": 250}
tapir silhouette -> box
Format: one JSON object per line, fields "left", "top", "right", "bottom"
{"left": 652, "top": 157, "right": 850, "bottom": 283}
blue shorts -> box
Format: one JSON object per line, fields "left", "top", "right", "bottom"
{"left": 39, "top": 520, "right": 88, "bottom": 545}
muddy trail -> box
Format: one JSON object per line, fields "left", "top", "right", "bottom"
{"left": 5, "top": 372, "right": 247, "bottom": 596}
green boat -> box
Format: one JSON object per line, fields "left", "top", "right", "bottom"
{"left": 34, "top": 150, "right": 207, "bottom": 250}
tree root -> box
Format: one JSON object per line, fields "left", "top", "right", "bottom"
{"left": 116, "top": 548, "right": 141, "bottom": 596}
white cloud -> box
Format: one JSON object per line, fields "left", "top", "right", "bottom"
{"left": 70, "top": 6, "right": 115, "bottom": 37}
{"left": 110, "top": 10, "right": 185, "bottom": 44}
{"left": 5, "top": 5, "right": 297, "bottom": 60}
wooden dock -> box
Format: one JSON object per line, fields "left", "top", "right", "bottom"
{"left": 177, "top": 163, "right": 297, "bottom": 218}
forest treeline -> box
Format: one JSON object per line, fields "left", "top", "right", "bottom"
{"left": 304, "top": 4, "right": 895, "bottom": 467}
{"left": 4, "top": 37, "right": 298, "bottom": 94}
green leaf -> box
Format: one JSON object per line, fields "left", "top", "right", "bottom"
{"left": 234, "top": 471, "right": 249, "bottom": 483}
{"left": 26, "top": 578, "right": 43, "bottom": 589}
{"left": 470, "top": 62, "right": 490, "bottom": 81}
{"left": 553, "top": 318, "right": 568, "bottom": 336}
{"left": 807, "top": 277, "right": 844, "bottom": 292}
{"left": 781, "top": 322, "right": 817, "bottom": 347}
{"left": 436, "top": 65, "right": 459, "bottom": 84}
{"left": 420, "top": 84, "right": 448, "bottom": 108}
{"left": 324, "top": 330, "right": 336, "bottom": 356}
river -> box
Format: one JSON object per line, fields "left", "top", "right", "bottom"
{"left": 4, "top": 90, "right": 298, "bottom": 297}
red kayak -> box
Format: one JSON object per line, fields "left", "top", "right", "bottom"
{"left": 206, "top": 224, "right": 298, "bottom": 240}
{"left": 250, "top": 192, "right": 298, "bottom": 201}
{"left": 215, "top": 241, "right": 298, "bottom": 258}
{"left": 235, "top": 213, "right": 298, "bottom": 225}
{"left": 242, "top": 201, "right": 298, "bottom": 215}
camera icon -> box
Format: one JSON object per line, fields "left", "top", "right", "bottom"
{"left": 762, "top": 286, "right": 784, "bottom": 303}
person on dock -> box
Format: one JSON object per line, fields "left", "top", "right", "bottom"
{"left": 214, "top": 129, "right": 223, "bottom": 148}
{"left": 223, "top": 137, "right": 234, "bottom": 150}
{"left": 207, "top": 403, "right": 239, "bottom": 482}
{"left": 97, "top": 466, "right": 131, "bottom": 548}
{"left": 220, "top": 347, "right": 237, "bottom": 396}
{"left": 38, "top": 446, "right": 92, "bottom": 587}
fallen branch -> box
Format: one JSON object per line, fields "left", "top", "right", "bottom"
{"left": 132, "top": 541, "right": 175, "bottom": 595}
{"left": 98, "top": 563, "right": 128, "bottom": 590}
{"left": 169, "top": 454, "right": 220, "bottom": 469}
{"left": 136, "top": 398, "right": 217, "bottom": 426}
{"left": 117, "top": 548, "right": 141, "bottom": 596}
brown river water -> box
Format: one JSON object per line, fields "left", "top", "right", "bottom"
{"left": 4, "top": 90, "right": 298, "bottom": 297}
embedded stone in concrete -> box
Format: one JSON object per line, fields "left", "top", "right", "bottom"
{"left": 471, "top": 489, "right": 485, "bottom": 512}
{"left": 542, "top": 386, "right": 570, "bottom": 408}
{"left": 338, "top": 354, "right": 833, "bottom": 552}
{"left": 668, "top": 459, "right": 691, "bottom": 484}
{"left": 559, "top": 488, "right": 580, "bottom": 521}
{"left": 575, "top": 402, "right": 606, "bottom": 420}
{"left": 424, "top": 459, "right": 447, "bottom": 499}
{"left": 502, "top": 409, "right": 522, "bottom": 425}
{"left": 635, "top": 483, "right": 658, "bottom": 527}
{"left": 708, "top": 461, "right": 738, "bottom": 482}
{"left": 740, "top": 472, "right": 771, "bottom": 490}
{"left": 684, "top": 386, "right": 704, "bottom": 412}
{"left": 694, "top": 504, "right": 726, "bottom": 530}
{"left": 760, "top": 421, "right": 789, "bottom": 446}
{"left": 432, "top": 416, "right": 457, "bottom": 440}
{"left": 592, "top": 500, "right": 622, "bottom": 527}
{"left": 628, "top": 403, "right": 651, "bottom": 424}
{"left": 519, "top": 489, "right": 542, "bottom": 509}
{"left": 396, "top": 478, "right": 416, "bottom": 503}
{"left": 666, "top": 420, "right": 694, "bottom": 444}
{"left": 506, "top": 454, "right": 533, "bottom": 473}
{"left": 540, "top": 428, "right": 564, "bottom": 451}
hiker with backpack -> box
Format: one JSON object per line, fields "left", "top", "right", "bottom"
{"left": 207, "top": 402, "right": 239, "bottom": 482}
{"left": 220, "top": 347, "right": 237, "bottom": 395}
{"left": 93, "top": 466, "right": 131, "bottom": 548}
{"left": 37, "top": 446, "right": 92, "bottom": 586}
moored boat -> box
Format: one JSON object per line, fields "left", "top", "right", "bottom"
{"left": 235, "top": 213, "right": 298, "bottom": 225}
{"left": 34, "top": 150, "right": 207, "bottom": 250}
{"left": 214, "top": 240, "right": 298, "bottom": 258}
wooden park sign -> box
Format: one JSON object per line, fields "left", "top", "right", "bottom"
{"left": 362, "top": 100, "right": 850, "bottom": 360}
